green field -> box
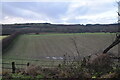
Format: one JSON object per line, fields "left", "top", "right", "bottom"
{"left": 3, "top": 33, "right": 118, "bottom": 68}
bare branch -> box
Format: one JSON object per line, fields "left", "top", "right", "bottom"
{"left": 118, "top": 1, "right": 120, "bottom": 6}
{"left": 103, "top": 34, "right": 120, "bottom": 53}
{"left": 117, "top": 12, "right": 120, "bottom": 16}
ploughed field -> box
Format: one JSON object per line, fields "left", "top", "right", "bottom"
{"left": 3, "top": 33, "right": 118, "bottom": 68}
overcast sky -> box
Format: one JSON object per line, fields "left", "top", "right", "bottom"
{"left": 1, "top": 0, "right": 118, "bottom": 24}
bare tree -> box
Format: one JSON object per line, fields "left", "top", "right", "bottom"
{"left": 103, "top": 1, "right": 120, "bottom": 54}
{"left": 117, "top": 0, "right": 120, "bottom": 25}
{"left": 103, "top": 35, "right": 120, "bottom": 53}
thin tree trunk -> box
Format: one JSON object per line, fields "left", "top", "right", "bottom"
{"left": 103, "top": 35, "right": 120, "bottom": 53}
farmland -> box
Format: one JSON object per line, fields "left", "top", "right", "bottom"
{"left": 2, "top": 33, "right": 118, "bottom": 67}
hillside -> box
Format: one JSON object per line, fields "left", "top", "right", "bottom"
{"left": 2, "top": 23, "right": 119, "bottom": 35}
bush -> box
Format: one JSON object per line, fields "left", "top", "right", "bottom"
{"left": 86, "top": 54, "right": 113, "bottom": 76}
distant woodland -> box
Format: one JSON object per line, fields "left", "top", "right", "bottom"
{"left": 1, "top": 23, "right": 120, "bottom": 35}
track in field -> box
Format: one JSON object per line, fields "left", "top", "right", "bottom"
{"left": 3, "top": 33, "right": 118, "bottom": 65}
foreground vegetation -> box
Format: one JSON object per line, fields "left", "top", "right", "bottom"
{"left": 2, "top": 54, "right": 120, "bottom": 79}
{"left": 2, "top": 33, "right": 119, "bottom": 79}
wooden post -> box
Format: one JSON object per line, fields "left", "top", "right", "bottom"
{"left": 27, "top": 62, "right": 30, "bottom": 67}
{"left": 12, "top": 62, "right": 15, "bottom": 73}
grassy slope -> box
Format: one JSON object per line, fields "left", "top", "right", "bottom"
{"left": 2, "top": 33, "right": 118, "bottom": 67}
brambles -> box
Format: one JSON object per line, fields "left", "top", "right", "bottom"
{"left": 2, "top": 51, "right": 120, "bottom": 79}
{"left": 2, "top": 58, "right": 119, "bottom": 79}
{"left": 87, "top": 54, "right": 113, "bottom": 74}
{"left": 100, "top": 72, "right": 118, "bottom": 78}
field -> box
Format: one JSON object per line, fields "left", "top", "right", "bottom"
{"left": 3, "top": 33, "right": 118, "bottom": 68}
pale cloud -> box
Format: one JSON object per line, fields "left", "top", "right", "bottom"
{"left": 75, "top": 10, "right": 117, "bottom": 23}
{"left": 60, "top": 0, "right": 117, "bottom": 24}
{"left": 2, "top": 16, "right": 53, "bottom": 24}
{"left": 1, "top": 0, "right": 118, "bottom": 24}
{"left": 1, "top": 0, "right": 117, "bottom": 2}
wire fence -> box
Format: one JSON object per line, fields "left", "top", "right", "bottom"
{"left": 1, "top": 53, "right": 120, "bottom": 76}
{"left": 1, "top": 58, "right": 65, "bottom": 74}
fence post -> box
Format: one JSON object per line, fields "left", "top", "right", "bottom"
{"left": 27, "top": 62, "right": 30, "bottom": 67}
{"left": 12, "top": 62, "right": 15, "bottom": 73}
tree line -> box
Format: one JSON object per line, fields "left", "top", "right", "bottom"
{"left": 2, "top": 31, "right": 21, "bottom": 52}
{"left": 2, "top": 23, "right": 119, "bottom": 35}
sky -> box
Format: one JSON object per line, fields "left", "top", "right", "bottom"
{"left": 1, "top": 0, "right": 119, "bottom": 24}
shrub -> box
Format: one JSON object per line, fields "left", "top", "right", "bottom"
{"left": 86, "top": 54, "right": 113, "bottom": 76}
{"left": 24, "top": 65, "right": 42, "bottom": 76}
